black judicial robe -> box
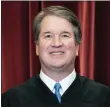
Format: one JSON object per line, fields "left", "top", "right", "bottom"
{"left": 2, "top": 74, "right": 110, "bottom": 107}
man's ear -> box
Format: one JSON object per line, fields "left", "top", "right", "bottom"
{"left": 76, "top": 45, "right": 79, "bottom": 56}
{"left": 35, "top": 41, "right": 39, "bottom": 56}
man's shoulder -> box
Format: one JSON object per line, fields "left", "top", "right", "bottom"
{"left": 78, "top": 75, "right": 110, "bottom": 104}
{"left": 79, "top": 75, "right": 110, "bottom": 92}
{"left": 2, "top": 75, "right": 40, "bottom": 96}
{"left": 2, "top": 75, "right": 42, "bottom": 107}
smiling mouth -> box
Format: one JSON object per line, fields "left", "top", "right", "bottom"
{"left": 50, "top": 51, "right": 64, "bottom": 55}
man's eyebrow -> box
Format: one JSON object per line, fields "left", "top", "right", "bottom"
{"left": 42, "top": 31, "right": 72, "bottom": 35}
{"left": 42, "top": 31, "right": 51, "bottom": 35}
{"left": 61, "top": 31, "right": 72, "bottom": 35}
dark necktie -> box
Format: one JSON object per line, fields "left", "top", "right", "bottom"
{"left": 54, "top": 83, "right": 61, "bottom": 103}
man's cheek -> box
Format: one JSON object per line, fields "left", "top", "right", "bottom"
{"left": 66, "top": 43, "right": 75, "bottom": 50}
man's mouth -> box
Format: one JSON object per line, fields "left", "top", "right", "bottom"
{"left": 50, "top": 51, "right": 64, "bottom": 55}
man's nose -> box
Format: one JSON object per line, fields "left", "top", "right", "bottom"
{"left": 51, "top": 37, "right": 63, "bottom": 47}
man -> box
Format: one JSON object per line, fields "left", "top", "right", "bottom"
{"left": 2, "top": 6, "right": 110, "bottom": 107}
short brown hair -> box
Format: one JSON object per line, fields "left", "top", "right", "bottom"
{"left": 33, "top": 6, "right": 82, "bottom": 44}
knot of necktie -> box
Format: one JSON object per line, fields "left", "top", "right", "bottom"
{"left": 54, "top": 83, "right": 61, "bottom": 103}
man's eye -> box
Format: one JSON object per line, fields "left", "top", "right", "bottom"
{"left": 62, "top": 35, "right": 70, "bottom": 38}
{"left": 45, "top": 35, "right": 52, "bottom": 38}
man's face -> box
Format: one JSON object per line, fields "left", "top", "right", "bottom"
{"left": 36, "top": 15, "right": 79, "bottom": 69}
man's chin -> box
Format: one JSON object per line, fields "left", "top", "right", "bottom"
{"left": 50, "top": 64, "right": 65, "bottom": 69}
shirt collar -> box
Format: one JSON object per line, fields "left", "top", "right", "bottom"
{"left": 39, "top": 69, "right": 76, "bottom": 95}
{"left": 59, "top": 69, "right": 76, "bottom": 95}
{"left": 39, "top": 70, "right": 56, "bottom": 92}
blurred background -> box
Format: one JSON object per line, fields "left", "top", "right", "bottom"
{"left": 1, "top": 1, "right": 110, "bottom": 93}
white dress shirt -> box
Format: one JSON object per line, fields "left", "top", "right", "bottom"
{"left": 39, "top": 69, "right": 76, "bottom": 96}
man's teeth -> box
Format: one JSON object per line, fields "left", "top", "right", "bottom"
{"left": 51, "top": 52, "right": 64, "bottom": 55}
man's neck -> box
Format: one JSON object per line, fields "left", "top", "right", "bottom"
{"left": 41, "top": 63, "right": 75, "bottom": 82}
